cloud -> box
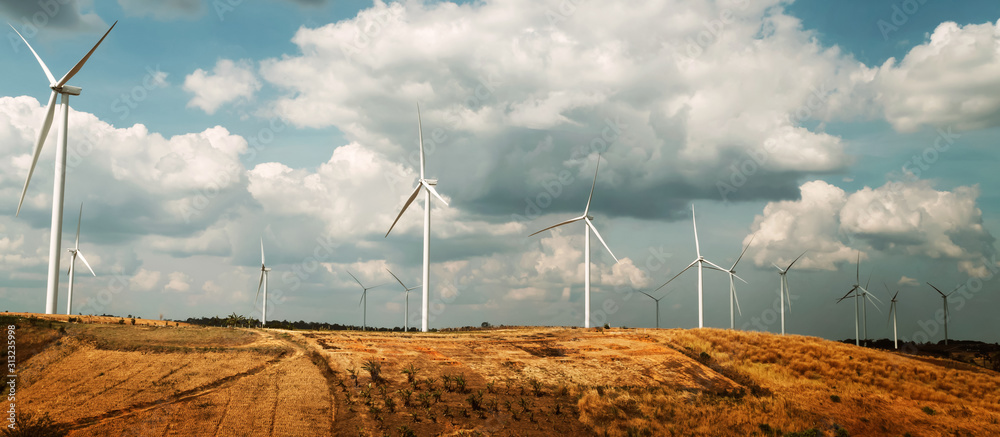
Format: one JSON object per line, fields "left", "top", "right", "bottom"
{"left": 872, "top": 19, "right": 1000, "bottom": 132}
{"left": 0, "top": 1, "right": 106, "bottom": 34}
{"left": 747, "top": 179, "right": 996, "bottom": 277}
{"left": 184, "top": 59, "right": 261, "bottom": 114}
{"left": 164, "top": 271, "right": 192, "bottom": 292}
{"left": 117, "top": 0, "right": 204, "bottom": 20}
{"left": 130, "top": 268, "right": 162, "bottom": 291}
{"left": 897, "top": 276, "right": 919, "bottom": 287}
{"left": 257, "top": 0, "right": 864, "bottom": 216}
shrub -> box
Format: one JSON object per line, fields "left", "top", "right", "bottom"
{"left": 118, "top": 318, "right": 125, "bottom": 325}
{"left": 1, "top": 410, "right": 70, "bottom": 437}
{"left": 362, "top": 358, "right": 383, "bottom": 384}
{"left": 397, "top": 425, "right": 417, "bottom": 437}
{"left": 922, "top": 406, "right": 935, "bottom": 415}
{"left": 401, "top": 363, "right": 419, "bottom": 384}
{"left": 830, "top": 394, "right": 841, "bottom": 403}
{"left": 130, "top": 317, "right": 136, "bottom": 325}
{"left": 603, "top": 323, "right": 611, "bottom": 329}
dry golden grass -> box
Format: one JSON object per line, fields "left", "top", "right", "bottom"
{"left": 11, "top": 315, "right": 1000, "bottom": 436}
{"left": 573, "top": 328, "right": 1000, "bottom": 436}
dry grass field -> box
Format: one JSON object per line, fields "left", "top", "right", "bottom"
{"left": 6, "top": 314, "right": 1000, "bottom": 436}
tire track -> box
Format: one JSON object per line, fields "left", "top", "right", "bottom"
{"left": 67, "top": 331, "right": 296, "bottom": 431}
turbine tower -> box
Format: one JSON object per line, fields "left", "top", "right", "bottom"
{"left": 529, "top": 154, "right": 619, "bottom": 328}
{"left": 884, "top": 283, "right": 900, "bottom": 350}
{"left": 348, "top": 271, "right": 383, "bottom": 331}
{"left": 65, "top": 203, "right": 95, "bottom": 315}
{"left": 637, "top": 290, "right": 667, "bottom": 329}
{"left": 654, "top": 205, "right": 727, "bottom": 328}
{"left": 12, "top": 21, "right": 117, "bottom": 314}
{"left": 386, "top": 268, "right": 419, "bottom": 332}
{"left": 837, "top": 252, "right": 878, "bottom": 346}
{"left": 927, "top": 282, "right": 960, "bottom": 346}
{"left": 773, "top": 250, "right": 806, "bottom": 335}
{"left": 722, "top": 234, "right": 754, "bottom": 330}
{"left": 254, "top": 238, "right": 271, "bottom": 327}
{"left": 386, "top": 104, "right": 450, "bottom": 332}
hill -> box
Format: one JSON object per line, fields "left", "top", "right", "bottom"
{"left": 4, "top": 314, "right": 1000, "bottom": 436}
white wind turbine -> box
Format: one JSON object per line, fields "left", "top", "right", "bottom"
{"left": 254, "top": 238, "right": 271, "bottom": 327}
{"left": 386, "top": 268, "right": 420, "bottom": 332}
{"left": 927, "top": 282, "right": 960, "bottom": 346}
{"left": 773, "top": 250, "right": 807, "bottom": 335}
{"left": 654, "top": 205, "right": 727, "bottom": 328}
{"left": 348, "top": 271, "right": 384, "bottom": 332}
{"left": 65, "top": 203, "right": 95, "bottom": 315}
{"left": 637, "top": 290, "right": 669, "bottom": 329}
{"left": 859, "top": 271, "right": 883, "bottom": 346}
{"left": 530, "top": 154, "right": 619, "bottom": 328}
{"left": 11, "top": 21, "right": 117, "bottom": 315}
{"left": 837, "top": 252, "right": 878, "bottom": 346}
{"left": 884, "top": 283, "right": 900, "bottom": 350}
{"left": 721, "top": 234, "right": 754, "bottom": 330}
{"left": 385, "top": 104, "right": 449, "bottom": 333}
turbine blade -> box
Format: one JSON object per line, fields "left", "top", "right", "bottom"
{"left": 772, "top": 263, "right": 783, "bottom": 272}
{"left": 55, "top": 21, "right": 117, "bottom": 88}
{"left": 654, "top": 260, "right": 697, "bottom": 293}
{"left": 786, "top": 250, "right": 808, "bottom": 271}
{"left": 75, "top": 202, "right": 84, "bottom": 249}
{"left": 417, "top": 103, "right": 425, "bottom": 180}
{"left": 423, "top": 182, "right": 450, "bottom": 206}
{"left": 691, "top": 204, "right": 701, "bottom": 257}
{"left": 638, "top": 290, "right": 656, "bottom": 301}
{"left": 893, "top": 290, "right": 899, "bottom": 301}
{"left": 867, "top": 291, "right": 884, "bottom": 306}
{"left": 385, "top": 184, "right": 422, "bottom": 237}
{"left": 855, "top": 251, "right": 861, "bottom": 284}
{"left": 731, "top": 233, "right": 755, "bottom": 270}
{"left": 583, "top": 154, "right": 601, "bottom": 216}
{"left": 926, "top": 282, "right": 946, "bottom": 297}
{"left": 346, "top": 270, "right": 365, "bottom": 288}
{"left": 386, "top": 268, "right": 408, "bottom": 289}
{"left": 16, "top": 91, "right": 58, "bottom": 216}
{"left": 784, "top": 277, "right": 792, "bottom": 312}
{"left": 585, "top": 218, "right": 618, "bottom": 263}
{"left": 883, "top": 282, "right": 891, "bottom": 299}
{"left": 865, "top": 294, "right": 882, "bottom": 314}
{"left": 837, "top": 286, "right": 857, "bottom": 303}
{"left": 528, "top": 215, "right": 584, "bottom": 237}
{"left": 77, "top": 251, "right": 96, "bottom": 276}
{"left": 9, "top": 24, "right": 55, "bottom": 84}
{"left": 948, "top": 284, "right": 962, "bottom": 296}
{"left": 734, "top": 283, "right": 743, "bottom": 316}
{"left": 702, "top": 259, "right": 729, "bottom": 273}
{"left": 359, "top": 290, "right": 366, "bottom": 306}
{"left": 733, "top": 273, "right": 748, "bottom": 284}
{"left": 260, "top": 237, "right": 265, "bottom": 265}
{"left": 865, "top": 270, "right": 872, "bottom": 290}
{"left": 255, "top": 271, "right": 265, "bottom": 304}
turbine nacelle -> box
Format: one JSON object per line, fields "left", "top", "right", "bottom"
{"left": 423, "top": 178, "right": 437, "bottom": 185}
{"left": 54, "top": 85, "right": 82, "bottom": 95}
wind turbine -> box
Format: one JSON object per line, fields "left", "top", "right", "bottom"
{"left": 654, "top": 205, "right": 727, "bottom": 328}
{"left": 65, "top": 203, "right": 95, "bottom": 315}
{"left": 721, "top": 234, "right": 754, "bottom": 330}
{"left": 927, "top": 282, "right": 960, "bottom": 346}
{"left": 387, "top": 268, "right": 420, "bottom": 332}
{"left": 347, "top": 271, "right": 383, "bottom": 331}
{"left": 254, "top": 238, "right": 271, "bottom": 327}
{"left": 636, "top": 290, "right": 668, "bottom": 329}
{"left": 884, "top": 283, "right": 900, "bottom": 350}
{"left": 385, "top": 104, "right": 449, "bottom": 333}
{"left": 837, "top": 252, "right": 878, "bottom": 346}
{"left": 11, "top": 21, "right": 117, "bottom": 315}
{"left": 773, "top": 250, "right": 807, "bottom": 335}
{"left": 858, "top": 271, "right": 883, "bottom": 346}
{"left": 529, "top": 154, "right": 619, "bottom": 328}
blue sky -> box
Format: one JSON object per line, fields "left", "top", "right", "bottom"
{"left": 2, "top": 0, "right": 1000, "bottom": 344}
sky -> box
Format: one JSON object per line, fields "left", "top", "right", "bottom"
{"left": 2, "top": 0, "right": 1000, "bottom": 344}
